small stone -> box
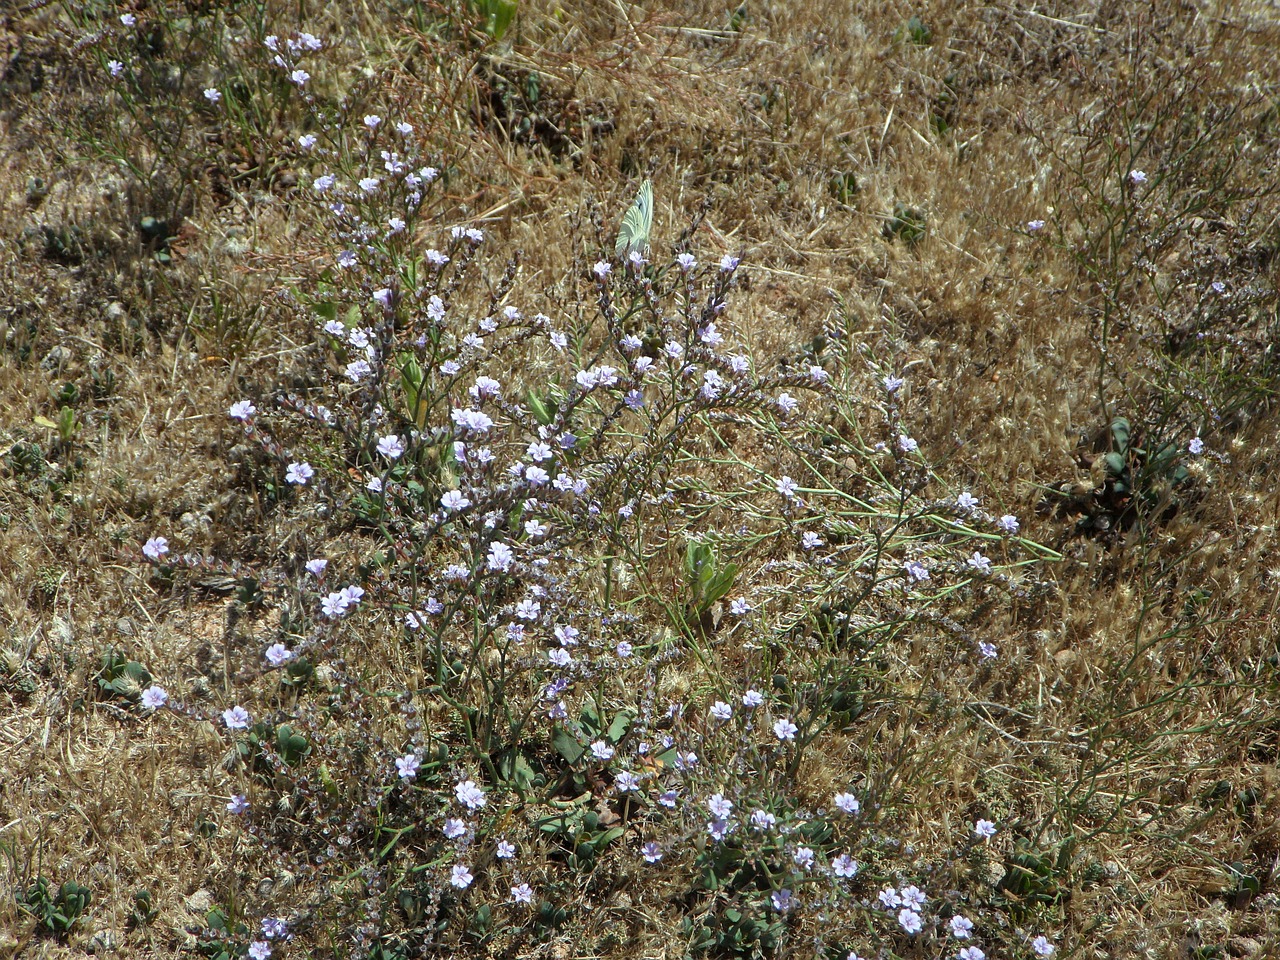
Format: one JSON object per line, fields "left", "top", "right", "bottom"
{"left": 88, "top": 929, "right": 119, "bottom": 954}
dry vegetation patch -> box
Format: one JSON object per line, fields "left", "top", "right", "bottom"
{"left": 1, "top": 1, "right": 1278, "bottom": 958}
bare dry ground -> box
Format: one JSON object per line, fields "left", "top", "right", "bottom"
{"left": 1, "top": 1, "right": 1278, "bottom": 958}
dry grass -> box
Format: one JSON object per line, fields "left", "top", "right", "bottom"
{"left": 2, "top": 0, "right": 1278, "bottom": 957}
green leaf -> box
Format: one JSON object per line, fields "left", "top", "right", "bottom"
{"left": 605, "top": 709, "right": 634, "bottom": 744}
{"left": 528, "top": 390, "right": 554, "bottom": 425}
{"left": 552, "top": 727, "right": 585, "bottom": 765}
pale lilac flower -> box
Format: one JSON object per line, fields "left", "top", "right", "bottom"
{"left": 441, "top": 490, "right": 470, "bottom": 512}
{"left": 358, "top": 177, "right": 380, "bottom": 194}
{"left": 549, "top": 331, "right": 568, "bottom": 351}
{"left": 396, "top": 754, "right": 420, "bottom": 780}
{"left": 443, "top": 818, "right": 467, "bottom": 839}
{"left": 833, "top": 792, "right": 860, "bottom": 815}
{"left": 882, "top": 374, "right": 904, "bottom": 393}
{"left": 141, "top": 685, "right": 168, "bottom": 710}
{"left": 321, "top": 591, "right": 348, "bottom": 618}
{"left": 627, "top": 250, "right": 648, "bottom": 270}
{"left": 336, "top": 250, "right": 356, "bottom": 268}
{"left": 773, "top": 718, "right": 798, "bottom": 741}
{"left": 419, "top": 166, "right": 438, "bottom": 181}
{"left": 511, "top": 882, "right": 533, "bottom": 904}
{"left": 450, "top": 865, "right": 473, "bottom": 889}
{"left": 729, "top": 597, "right": 751, "bottom": 615}
{"left": 750, "top": 809, "right": 776, "bottom": 830}
{"left": 898, "top": 909, "right": 922, "bottom": 934}
{"left": 956, "top": 491, "right": 979, "bottom": 513}
{"left": 742, "top": 689, "right": 764, "bottom": 708}
{"left": 108, "top": 60, "right": 124, "bottom": 77}
{"left": 710, "top": 701, "right": 733, "bottom": 722}
{"left": 590, "top": 740, "right": 614, "bottom": 761}
{"left": 312, "top": 174, "right": 335, "bottom": 194}
{"left": 388, "top": 217, "right": 405, "bottom": 233}
{"left": 707, "top": 819, "right": 732, "bottom": 841}
{"left": 265, "top": 644, "right": 294, "bottom": 667}
{"left": 904, "top": 560, "right": 930, "bottom": 582}
{"left": 833, "top": 854, "right": 859, "bottom": 878}
{"left": 997, "top": 514, "right": 1020, "bottom": 534}
{"left": 1027, "top": 219, "right": 1046, "bottom": 231}
{"left": 261, "top": 917, "right": 288, "bottom": 940}
{"left": 659, "top": 789, "right": 679, "bottom": 808}
{"left": 974, "top": 818, "right": 997, "bottom": 839}
{"left": 1211, "top": 280, "right": 1226, "bottom": 294}
{"left": 950, "top": 915, "right": 974, "bottom": 938}
{"left": 345, "top": 360, "right": 372, "bottom": 382}
{"left": 615, "top": 640, "right": 633, "bottom": 658}
{"left": 614, "top": 771, "right": 640, "bottom": 793}
{"left": 701, "top": 323, "right": 724, "bottom": 346}
{"left": 524, "top": 518, "right": 547, "bottom": 538}
{"left": 229, "top": 399, "right": 256, "bottom": 420}
{"left": 363, "top": 114, "right": 382, "bottom": 129}
{"left": 455, "top": 779, "right": 487, "bottom": 810}
{"left": 377, "top": 434, "right": 405, "bottom": 459}
{"left": 898, "top": 434, "right": 919, "bottom": 453}
{"left": 776, "top": 476, "right": 798, "bottom": 499}
{"left": 143, "top": 536, "right": 169, "bottom": 561}
{"left": 515, "top": 598, "right": 541, "bottom": 620}
{"left": 525, "top": 466, "right": 549, "bottom": 486}
{"left": 720, "top": 254, "right": 740, "bottom": 272}
{"left": 663, "top": 341, "right": 684, "bottom": 359}
{"left": 801, "top": 531, "right": 824, "bottom": 550}
{"left": 1188, "top": 437, "right": 1204, "bottom": 455}
{"left": 901, "top": 885, "right": 926, "bottom": 909}
{"left": 1032, "top": 936, "right": 1055, "bottom": 956}
{"left": 223, "top": 705, "right": 251, "bottom": 730}
{"left": 777, "top": 393, "right": 798, "bottom": 414}
{"left": 1129, "top": 169, "right": 1147, "bottom": 184}
{"left": 286, "top": 462, "right": 313, "bottom": 485}
{"left": 878, "top": 886, "right": 902, "bottom": 908}
{"left": 306, "top": 558, "right": 328, "bottom": 577}
{"left": 959, "top": 948, "right": 986, "bottom": 960}
{"left": 203, "top": 88, "right": 221, "bottom": 103}
{"left": 426, "top": 248, "right": 449, "bottom": 266}
{"left": 770, "top": 889, "right": 793, "bottom": 912}
{"left": 496, "top": 839, "right": 516, "bottom": 859}
{"left": 793, "top": 847, "right": 815, "bottom": 870}
{"left": 227, "top": 794, "right": 249, "bottom": 814}
{"left": 979, "top": 641, "right": 998, "bottom": 659}
{"left": 452, "top": 408, "right": 494, "bottom": 434}
{"left": 642, "top": 841, "right": 663, "bottom": 863}
{"left": 968, "top": 551, "right": 992, "bottom": 574}
{"left": 248, "top": 941, "right": 270, "bottom": 960}
{"left": 548, "top": 648, "right": 571, "bottom": 668}
{"left": 290, "top": 69, "right": 310, "bottom": 86}
{"left": 120, "top": 13, "right": 137, "bottom": 25}
{"left": 707, "top": 794, "right": 733, "bottom": 819}
{"left": 297, "top": 134, "right": 317, "bottom": 150}
{"left": 487, "top": 542, "right": 514, "bottom": 572}
{"left": 676, "top": 252, "right": 696, "bottom": 271}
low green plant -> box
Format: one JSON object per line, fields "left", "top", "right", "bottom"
{"left": 883, "top": 202, "right": 927, "bottom": 245}
{"left": 17, "top": 876, "right": 92, "bottom": 939}
{"left": 96, "top": 647, "right": 152, "bottom": 703}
